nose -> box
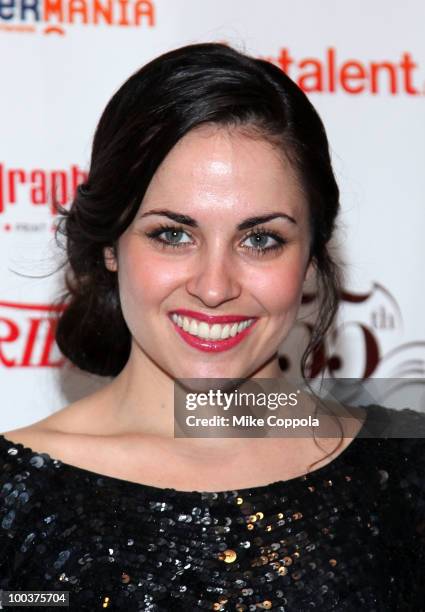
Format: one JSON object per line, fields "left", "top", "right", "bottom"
{"left": 185, "top": 250, "right": 242, "bottom": 308}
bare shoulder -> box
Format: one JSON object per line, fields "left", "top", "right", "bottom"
{"left": 1, "top": 424, "right": 80, "bottom": 465}
{"left": 1, "top": 394, "right": 108, "bottom": 464}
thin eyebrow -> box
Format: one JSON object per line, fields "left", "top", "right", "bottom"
{"left": 138, "top": 209, "right": 297, "bottom": 229}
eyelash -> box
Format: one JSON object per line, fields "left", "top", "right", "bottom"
{"left": 145, "top": 223, "right": 287, "bottom": 256}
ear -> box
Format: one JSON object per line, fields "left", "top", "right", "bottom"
{"left": 103, "top": 246, "right": 118, "bottom": 272}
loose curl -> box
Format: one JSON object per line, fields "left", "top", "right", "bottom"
{"left": 54, "top": 42, "right": 342, "bottom": 399}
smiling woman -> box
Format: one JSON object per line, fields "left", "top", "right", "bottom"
{"left": 1, "top": 42, "right": 425, "bottom": 611}
{"left": 102, "top": 125, "right": 312, "bottom": 378}
{"left": 55, "top": 44, "right": 340, "bottom": 381}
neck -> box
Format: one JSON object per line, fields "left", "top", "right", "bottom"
{"left": 95, "top": 341, "right": 285, "bottom": 455}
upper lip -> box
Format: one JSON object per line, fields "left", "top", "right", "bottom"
{"left": 169, "top": 309, "right": 257, "bottom": 324}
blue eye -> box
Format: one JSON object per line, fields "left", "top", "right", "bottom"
{"left": 240, "top": 228, "right": 287, "bottom": 256}
{"left": 243, "top": 232, "right": 281, "bottom": 251}
{"left": 146, "top": 225, "right": 192, "bottom": 248}
{"left": 159, "top": 229, "right": 191, "bottom": 245}
{"left": 145, "top": 224, "right": 287, "bottom": 256}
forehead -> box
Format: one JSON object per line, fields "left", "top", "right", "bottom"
{"left": 140, "top": 124, "right": 307, "bottom": 220}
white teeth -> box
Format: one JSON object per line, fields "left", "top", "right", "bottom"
{"left": 189, "top": 319, "right": 198, "bottom": 335}
{"left": 229, "top": 323, "right": 238, "bottom": 337}
{"left": 171, "top": 315, "right": 255, "bottom": 340}
{"left": 210, "top": 324, "right": 222, "bottom": 340}
{"left": 220, "top": 324, "right": 231, "bottom": 340}
{"left": 197, "top": 322, "right": 210, "bottom": 339}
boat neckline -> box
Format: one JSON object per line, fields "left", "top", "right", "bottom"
{"left": 0, "top": 403, "right": 378, "bottom": 499}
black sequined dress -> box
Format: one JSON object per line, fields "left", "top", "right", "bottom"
{"left": 1, "top": 403, "right": 425, "bottom": 611}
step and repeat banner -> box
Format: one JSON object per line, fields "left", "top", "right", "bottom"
{"left": 1, "top": 1, "right": 424, "bottom": 428}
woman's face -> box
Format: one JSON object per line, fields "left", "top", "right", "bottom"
{"left": 105, "top": 124, "right": 313, "bottom": 380}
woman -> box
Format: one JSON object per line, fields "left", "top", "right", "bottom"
{"left": 1, "top": 42, "right": 424, "bottom": 611}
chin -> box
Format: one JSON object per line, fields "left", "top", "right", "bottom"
{"left": 173, "top": 363, "right": 248, "bottom": 381}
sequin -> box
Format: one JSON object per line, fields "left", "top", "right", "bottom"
{"left": 219, "top": 548, "right": 237, "bottom": 563}
{"left": 1, "top": 404, "right": 425, "bottom": 611}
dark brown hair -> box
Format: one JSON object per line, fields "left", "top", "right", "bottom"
{"left": 54, "top": 42, "right": 342, "bottom": 384}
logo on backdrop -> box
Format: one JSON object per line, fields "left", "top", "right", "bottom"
{"left": 279, "top": 282, "right": 425, "bottom": 379}
{"left": 0, "top": 162, "right": 87, "bottom": 233}
{"left": 0, "top": 300, "right": 65, "bottom": 368}
{"left": 0, "top": 0, "right": 155, "bottom": 35}
{"left": 260, "top": 48, "right": 424, "bottom": 96}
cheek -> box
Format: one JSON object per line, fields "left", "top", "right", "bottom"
{"left": 117, "top": 240, "right": 183, "bottom": 310}
{"left": 245, "top": 257, "right": 306, "bottom": 315}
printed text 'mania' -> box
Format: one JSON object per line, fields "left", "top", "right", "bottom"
{"left": 0, "top": 0, "right": 155, "bottom": 27}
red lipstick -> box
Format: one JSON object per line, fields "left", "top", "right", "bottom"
{"left": 168, "top": 310, "right": 258, "bottom": 353}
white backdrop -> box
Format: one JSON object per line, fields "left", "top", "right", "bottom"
{"left": 1, "top": 0, "right": 424, "bottom": 429}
